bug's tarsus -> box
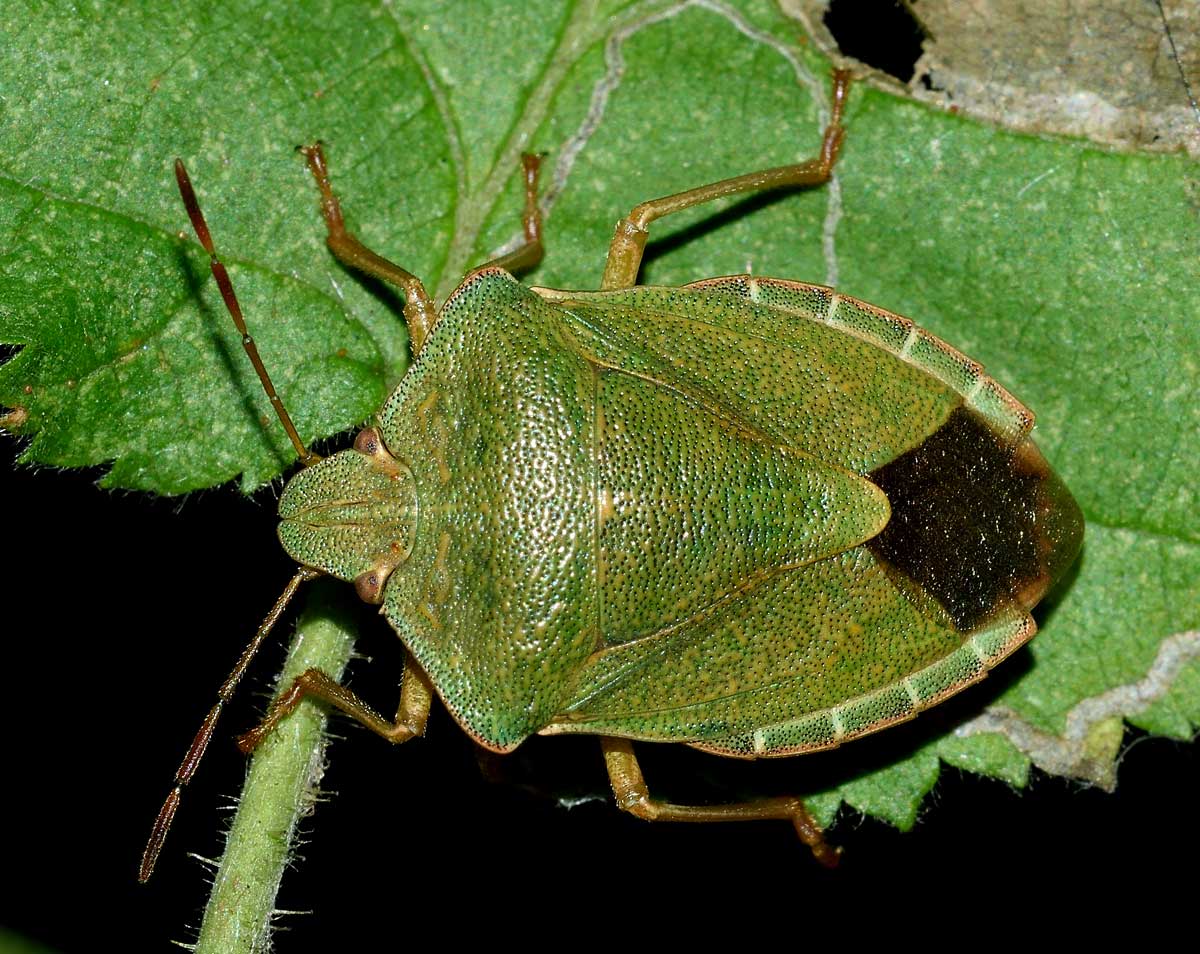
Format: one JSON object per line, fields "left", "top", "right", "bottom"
{"left": 480, "top": 152, "right": 545, "bottom": 275}
{"left": 822, "top": 68, "right": 852, "bottom": 171}
{"left": 173, "top": 159, "right": 319, "bottom": 468}
{"left": 139, "top": 567, "right": 320, "bottom": 883}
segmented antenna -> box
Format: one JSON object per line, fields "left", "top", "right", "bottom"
{"left": 140, "top": 162, "right": 329, "bottom": 882}
{"left": 139, "top": 566, "right": 320, "bottom": 882}
{"left": 173, "top": 159, "right": 319, "bottom": 467}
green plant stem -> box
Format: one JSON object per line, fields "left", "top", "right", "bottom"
{"left": 195, "top": 580, "right": 356, "bottom": 954}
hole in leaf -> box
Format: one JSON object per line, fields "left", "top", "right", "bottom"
{"left": 824, "top": 0, "right": 928, "bottom": 84}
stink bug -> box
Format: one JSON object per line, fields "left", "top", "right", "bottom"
{"left": 141, "top": 69, "right": 1083, "bottom": 880}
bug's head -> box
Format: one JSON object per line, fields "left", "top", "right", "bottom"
{"left": 277, "top": 426, "right": 417, "bottom": 604}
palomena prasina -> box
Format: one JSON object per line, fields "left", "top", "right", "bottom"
{"left": 142, "top": 70, "right": 1084, "bottom": 877}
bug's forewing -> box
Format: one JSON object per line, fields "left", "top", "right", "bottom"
{"left": 550, "top": 544, "right": 1036, "bottom": 755}
{"left": 536, "top": 281, "right": 969, "bottom": 475}
{"left": 538, "top": 279, "right": 1079, "bottom": 755}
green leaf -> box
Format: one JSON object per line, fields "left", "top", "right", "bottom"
{"left": 2, "top": 0, "right": 1196, "bottom": 943}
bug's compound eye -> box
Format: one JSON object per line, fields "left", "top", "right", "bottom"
{"left": 354, "top": 426, "right": 382, "bottom": 457}
{"left": 353, "top": 540, "right": 410, "bottom": 605}
{"left": 353, "top": 426, "right": 409, "bottom": 480}
{"left": 354, "top": 565, "right": 390, "bottom": 604}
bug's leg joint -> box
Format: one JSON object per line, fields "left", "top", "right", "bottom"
{"left": 613, "top": 782, "right": 657, "bottom": 819}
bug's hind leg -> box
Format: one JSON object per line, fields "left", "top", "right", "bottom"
{"left": 601, "top": 69, "right": 850, "bottom": 290}
{"left": 601, "top": 737, "right": 840, "bottom": 867}
{"left": 237, "top": 653, "right": 433, "bottom": 751}
{"left": 299, "top": 143, "right": 438, "bottom": 354}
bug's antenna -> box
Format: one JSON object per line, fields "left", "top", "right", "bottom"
{"left": 139, "top": 566, "right": 320, "bottom": 882}
{"left": 174, "top": 159, "right": 319, "bottom": 467}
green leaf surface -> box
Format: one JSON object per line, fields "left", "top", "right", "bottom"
{"left": 0, "top": 927, "right": 63, "bottom": 954}
{"left": 2, "top": 0, "right": 1196, "bottom": 927}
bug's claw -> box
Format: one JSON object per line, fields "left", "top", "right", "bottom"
{"left": 811, "top": 841, "right": 842, "bottom": 870}
{"left": 791, "top": 809, "right": 840, "bottom": 868}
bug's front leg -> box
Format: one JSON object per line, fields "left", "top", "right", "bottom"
{"left": 237, "top": 653, "right": 434, "bottom": 751}
{"left": 301, "top": 145, "right": 545, "bottom": 352}
{"left": 601, "top": 737, "right": 840, "bottom": 867}
{"left": 299, "top": 143, "right": 439, "bottom": 354}
{"left": 601, "top": 69, "right": 850, "bottom": 290}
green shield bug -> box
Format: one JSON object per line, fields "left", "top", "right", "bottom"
{"left": 140, "top": 69, "right": 1083, "bottom": 879}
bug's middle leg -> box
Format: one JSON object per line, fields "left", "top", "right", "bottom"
{"left": 602, "top": 737, "right": 840, "bottom": 867}
{"left": 237, "top": 652, "right": 433, "bottom": 752}
{"left": 601, "top": 70, "right": 850, "bottom": 290}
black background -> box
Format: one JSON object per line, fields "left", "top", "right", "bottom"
{"left": 1, "top": 440, "right": 1196, "bottom": 952}
{"left": 4, "top": 3, "right": 1198, "bottom": 942}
